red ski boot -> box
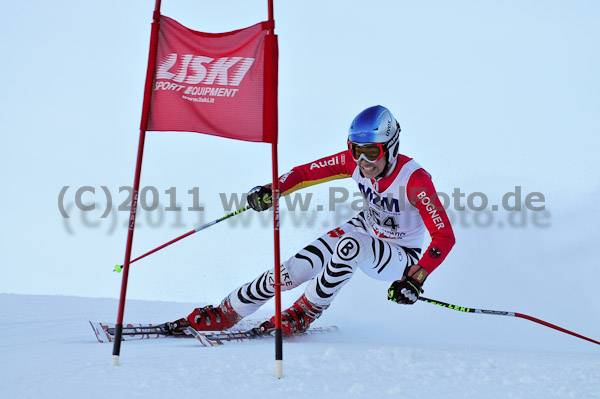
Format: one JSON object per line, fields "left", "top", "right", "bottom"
{"left": 166, "top": 298, "right": 242, "bottom": 334}
{"left": 188, "top": 298, "right": 242, "bottom": 331}
{"left": 261, "top": 294, "right": 327, "bottom": 336}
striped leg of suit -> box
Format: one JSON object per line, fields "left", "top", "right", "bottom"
{"left": 303, "top": 215, "right": 422, "bottom": 307}
{"left": 304, "top": 232, "right": 369, "bottom": 308}
{"left": 226, "top": 213, "right": 422, "bottom": 318}
{"left": 227, "top": 235, "right": 337, "bottom": 317}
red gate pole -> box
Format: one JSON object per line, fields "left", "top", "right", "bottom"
{"left": 266, "top": 0, "right": 283, "bottom": 379}
{"left": 112, "top": 0, "right": 163, "bottom": 366}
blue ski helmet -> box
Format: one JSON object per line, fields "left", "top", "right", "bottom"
{"left": 348, "top": 105, "right": 401, "bottom": 164}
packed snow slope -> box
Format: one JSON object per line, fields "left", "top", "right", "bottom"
{"left": 0, "top": 293, "right": 598, "bottom": 399}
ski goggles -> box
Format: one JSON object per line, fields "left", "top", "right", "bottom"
{"left": 347, "top": 141, "right": 387, "bottom": 163}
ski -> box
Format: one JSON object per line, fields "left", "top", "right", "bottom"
{"left": 90, "top": 320, "right": 339, "bottom": 344}
{"left": 186, "top": 326, "right": 262, "bottom": 346}
{"left": 89, "top": 321, "right": 187, "bottom": 343}
{"left": 89, "top": 319, "right": 263, "bottom": 342}
{"left": 187, "top": 325, "right": 340, "bottom": 347}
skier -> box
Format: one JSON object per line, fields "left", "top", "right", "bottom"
{"left": 167, "top": 105, "right": 455, "bottom": 336}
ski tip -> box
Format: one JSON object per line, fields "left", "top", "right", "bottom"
{"left": 89, "top": 321, "right": 112, "bottom": 343}
{"left": 186, "top": 327, "right": 221, "bottom": 347}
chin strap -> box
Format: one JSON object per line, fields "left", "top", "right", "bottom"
{"left": 376, "top": 158, "right": 397, "bottom": 179}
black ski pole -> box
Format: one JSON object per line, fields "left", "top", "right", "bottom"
{"left": 419, "top": 296, "right": 600, "bottom": 346}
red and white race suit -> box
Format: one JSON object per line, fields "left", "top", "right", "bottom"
{"left": 228, "top": 150, "right": 456, "bottom": 314}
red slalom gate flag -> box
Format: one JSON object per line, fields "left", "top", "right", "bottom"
{"left": 146, "top": 16, "right": 277, "bottom": 143}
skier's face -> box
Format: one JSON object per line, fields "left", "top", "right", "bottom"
{"left": 358, "top": 156, "right": 387, "bottom": 179}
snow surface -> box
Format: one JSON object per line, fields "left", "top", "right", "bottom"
{"left": 1, "top": 293, "right": 598, "bottom": 399}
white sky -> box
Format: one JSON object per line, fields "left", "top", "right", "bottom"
{"left": 1, "top": 0, "right": 599, "bottom": 324}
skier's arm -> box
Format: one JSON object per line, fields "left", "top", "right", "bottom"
{"left": 406, "top": 169, "right": 456, "bottom": 275}
{"left": 247, "top": 151, "right": 355, "bottom": 211}
{"left": 278, "top": 151, "right": 354, "bottom": 196}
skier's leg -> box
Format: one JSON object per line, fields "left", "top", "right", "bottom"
{"left": 355, "top": 238, "right": 420, "bottom": 281}
{"left": 303, "top": 231, "right": 371, "bottom": 307}
{"left": 273, "top": 230, "right": 420, "bottom": 335}
{"left": 168, "top": 230, "right": 339, "bottom": 333}
{"left": 227, "top": 230, "right": 339, "bottom": 317}
{"left": 270, "top": 230, "right": 372, "bottom": 335}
